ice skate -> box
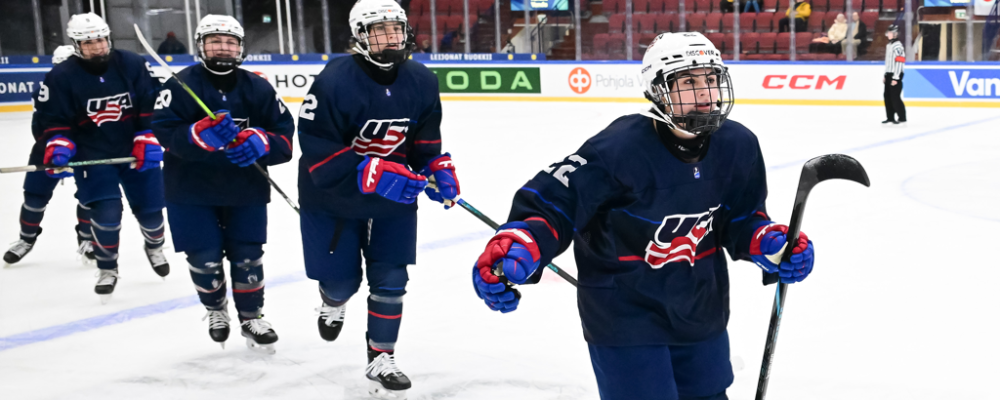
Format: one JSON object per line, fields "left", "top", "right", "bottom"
{"left": 366, "top": 348, "right": 411, "bottom": 400}
{"left": 316, "top": 303, "right": 346, "bottom": 342}
{"left": 3, "top": 239, "right": 36, "bottom": 267}
{"left": 202, "top": 308, "right": 231, "bottom": 349}
{"left": 94, "top": 268, "right": 119, "bottom": 304}
{"left": 240, "top": 318, "right": 278, "bottom": 354}
{"left": 144, "top": 245, "right": 169, "bottom": 278}
{"left": 76, "top": 236, "right": 95, "bottom": 264}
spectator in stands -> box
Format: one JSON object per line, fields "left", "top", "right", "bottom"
{"left": 441, "top": 30, "right": 459, "bottom": 52}
{"left": 720, "top": 0, "right": 734, "bottom": 13}
{"left": 810, "top": 13, "right": 848, "bottom": 54}
{"left": 778, "top": 0, "right": 811, "bottom": 33}
{"left": 842, "top": 11, "right": 867, "bottom": 55}
{"left": 157, "top": 31, "right": 187, "bottom": 55}
{"left": 419, "top": 39, "right": 431, "bottom": 53}
{"left": 743, "top": 0, "right": 761, "bottom": 13}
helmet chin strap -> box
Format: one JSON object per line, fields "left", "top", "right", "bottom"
{"left": 640, "top": 104, "right": 699, "bottom": 139}
{"left": 354, "top": 42, "right": 399, "bottom": 70}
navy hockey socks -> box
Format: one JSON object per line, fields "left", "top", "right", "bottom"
{"left": 228, "top": 243, "right": 265, "bottom": 321}
{"left": 18, "top": 192, "right": 52, "bottom": 242}
{"left": 76, "top": 203, "right": 92, "bottom": 242}
{"left": 367, "top": 293, "right": 404, "bottom": 352}
{"left": 187, "top": 249, "right": 227, "bottom": 310}
{"left": 89, "top": 199, "right": 123, "bottom": 270}
{"left": 136, "top": 211, "right": 165, "bottom": 250}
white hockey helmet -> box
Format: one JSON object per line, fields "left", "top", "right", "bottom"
{"left": 195, "top": 14, "right": 245, "bottom": 72}
{"left": 52, "top": 45, "right": 76, "bottom": 65}
{"left": 349, "top": 0, "right": 414, "bottom": 68}
{"left": 66, "top": 13, "right": 112, "bottom": 60}
{"left": 641, "top": 32, "right": 734, "bottom": 137}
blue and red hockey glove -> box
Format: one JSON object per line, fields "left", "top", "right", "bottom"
{"left": 357, "top": 156, "right": 427, "bottom": 204}
{"left": 472, "top": 222, "right": 542, "bottom": 313}
{"left": 131, "top": 130, "right": 162, "bottom": 172}
{"left": 189, "top": 110, "right": 239, "bottom": 151}
{"left": 43, "top": 135, "right": 75, "bottom": 178}
{"left": 420, "top": 153, "right": 461, "bottom": 209}
{"left": 226, "top": 127, "right": 269, "bottom": 167}
{"left": 750, "top": 223, "right": 815, "bottom": 284}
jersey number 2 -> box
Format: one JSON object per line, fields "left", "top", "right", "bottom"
{"left": 542, "top": 154, "right": 587, "bottom": 187}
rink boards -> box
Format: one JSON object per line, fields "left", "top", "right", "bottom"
{"left": 1, "top": 59, "right": 998, "bottom": 113}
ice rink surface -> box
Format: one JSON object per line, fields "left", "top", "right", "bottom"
{"left": 0, "top": 100, "right": 998, "bottom": 400}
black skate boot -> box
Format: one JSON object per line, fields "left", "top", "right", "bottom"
{"left": 203, "top": 307, "right": 231, "bottom": 348}
{"left": 240, "top": 317, "right": 278, "bottom": 354}
{"left": 94, "top": 268, "right": 119, "bottom": 304}
{"left": 76, "top": 229, "right": 95, "bottom": 263}
{"left": 366, "top": 346, "right": 411, "bottom": 399}
{"left": 4, "top": 227, "right": 41, "bottom": 266}
{"left": 316, "top": 302, "right": 346, "bottom": 342}
{"left": 144, "top": 245, "right": 169, "bottom": 278}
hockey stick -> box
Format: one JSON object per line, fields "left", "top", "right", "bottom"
{"left": 427, "top": 181, "right": 579, "bottom": 287}
{"left": 755, "top": 154, "right": 869, "bottom": 400}
{"left": 134, "top": 24, "right": 300, "bottom": 214}
{"left": 0, "top": 157, "right": 135, "bottom": 174}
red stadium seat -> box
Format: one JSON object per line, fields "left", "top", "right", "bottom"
{"left": 634, "top": 0, "right": 652, "bottom": 13}
{"left": 722, "top": 12, "right": 737, "bottom": 32}
{"left": 812, "top": 0, "right": 829, "bottom": 12}
{"left": 410, "top": 0, "right": 427, "bottom": 16}
{"left": 823, "top": 11, "right": 839, "bottom": 31}
{"left": 755, "top": 12, "right": 774, "bottom": 32}
{"left": 415, "top": 14, "right": 432, "bottom": 34}
{"left": 808, "top": 11, "right": 826, "bottom": 32}
{"left": 605, "top": 0, "right": 626, "bottom": 14}
{"left": 686, "top": 13, "right": 707, "bottom": 32}
{"left": 862, "top": 0, "right": 879, "bottom": 12}
{"left": 762, "top": 0, "right": 778, "bottom": 12}
{"left": 758, "top": 32, "right": 777, "bottom": 52}
{"left": 775, "top": 32, "right": 791, "bottom": 52}
{"left": 722, "top": 32, "right": 737, "bottom": 52}
{"left": 695, "top": 0, "right": 713, "bottom": 12}
{"left": 860, "top": 11, "right": 877, "bottom": 31}
{"left": 739, "top": 13, "right": 756, "bottom": 32}
{"left": 608, "top": 33, "right": 627, "bottom": 59}
{"left": 656, "top": 13, "right": 679, "bottom": 32}
{"left": 592, "top": 33, "right": 611, "bottom": 56}
{"left": 881, "top": 0, "right": 900, "bottom": 12}
{"left": 609, "top": 13, "right": 626, "bottom": 34}
{"left": 648, "top": 0, "right": 668, "bottom": 13}
{"left": 706, "top": 13, "right": 724, "bottom": 32}
{"left": 795, "top": 32, "right": 813, "bottom": 51}
{"left": 664, "top": 0, "right": 680, "bottom": 13}
{"left": 828, "top": 0, "right": 845, "bottom": 12}
{"left": 638, "top": 14, "right": 658, "bottom": 33}
{"left": 707, "top": 32, "right": 726, "bottom": 51}
{"left": 447, "top": 15, "right": 464, "bottom": 32}
{"left": 741, "top": 32, "right": 761, "bottom": 52}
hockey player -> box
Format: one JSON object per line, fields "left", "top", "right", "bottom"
{"left": 471, "top": 33, "right": 816, "bottom": 400}
{"left": 4, "top": 45, "right": 97, "bottom": 266}
{"left": 297, "top": 0, "right": 458, "bottom": 397}
{"left": 151, "top": 14, "right": 293, "bottom": 353}
{"left": 35, "top": 13, "right": 167, "bottom": 302}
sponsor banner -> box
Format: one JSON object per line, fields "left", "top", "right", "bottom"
{"left": 904, "top": 66, "right": 1000, "bottom": 99}
{"left": 411, "top": 53, "right": 546, "bottom": 62}
{"left": 430, "top": 67, "right": 542, "bottom": 93}
{"left": 0, "top": 70, "right": 48, "bottom": 104}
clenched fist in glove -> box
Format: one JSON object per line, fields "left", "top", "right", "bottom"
{"left": 43, "top": 135, "right": 75, "bottom": 178}
{"left": 357, "top": 156, "right": 427, "bottom": 204}
{"left": 750, "top": 223, "right": 815, "bottom": 284}
{"left": 420, "top": 153, "right": 461, "bottom": 209}
{"left": 131, "top": 130, "right": 163, "bottom": 172}
{"left": 189, "top": 110, "right": 239, "bottom": 151}
{"left": 226, "top": 128, "right": 269, "bottom": 167}
{"left": 472, "top": 222, "right": 542, "bottom": 313}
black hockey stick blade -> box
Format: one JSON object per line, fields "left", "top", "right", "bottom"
{"left": 755, "top": 154, "right": 869, "bottom": 400}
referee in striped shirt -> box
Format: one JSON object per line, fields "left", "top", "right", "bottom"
{"left": 883, "top": 24, "right": 907, "bottom": 125}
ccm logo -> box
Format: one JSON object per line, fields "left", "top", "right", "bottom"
{"left": 762, "top": 75, "right": 846, "bottom": 90}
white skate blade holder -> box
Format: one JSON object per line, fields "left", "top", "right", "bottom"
{"left": 242, "top": 335, "right": 276, "bottom": 355}
{"left": 368, "top": 380, "right": 407, "bottom": 400}
{"left": 99, "top": 294, "right": 112, "bottom": 305}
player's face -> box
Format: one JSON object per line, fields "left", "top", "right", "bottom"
{"left": 79, "top": 38, "right": 109, "bottom": 59}
{"left": 368, "top": 22, "right": 405, "bottom": 54}
{"left": 667, "top": 68, "right": 721, "bottom": 119}
{"left": 204, "top": 34, "right": 241, "bottom": 59}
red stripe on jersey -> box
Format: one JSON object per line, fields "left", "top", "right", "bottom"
{"left": 44, "top": 127, "right": 70, "bottom": 133}
{"left": 20, "top": 220, "right": 40, "bottom": 227}
{"left": 525, "top": 217, "right": 559, "bottom": 240}
{"left": 391, "top": 152, "right": 406, "bottom": 158}
{"left": 308, "top": 147, "right": 352, "bottom": 173}
{"left": 618, "top": 255, "right": 643, "bottom": 262}
{"left": 233, "top": 286, "right": 264, "bottom": 293}
{"left": 414, "top": 140, "right": 441, "bottom": 144}
{"left": 694, "top": 247, "right": 717, "bottom": 260}
{"left": 368, "top": 311, "right": 402, "bottom": 319}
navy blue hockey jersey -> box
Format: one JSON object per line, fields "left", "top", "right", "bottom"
{"left": 508, "top": 115, "right": 771, "bottom": 347}
{"left": 151, "top": 65, "right": 295, "bottom": 206}
{"left": 34, "top": 50, "right": 160, "bottom": 161}
{"left": 297, "top": 55, "right": 443, "bottom": 218}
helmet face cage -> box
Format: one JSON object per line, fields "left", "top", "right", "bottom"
{"left": 355, "top": 19, "right": 414, "bottom": 68}
{"left": 648, "top": 63, "right": 734, "bottom": 137}
{"left": 198, "top": 33, "right": 245, "bottom": 72}
{"left": 72, "top": 36, "right": 112, "bottom": 62}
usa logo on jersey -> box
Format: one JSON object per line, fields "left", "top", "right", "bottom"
{"left": 643, "top": 205, "right": 720, "bottom": 268}
{"left": 352, "top": 118, "right": 409, "bottom": 157}
{"left": 86, "top": 92, "right": 133, "bottom": 126}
